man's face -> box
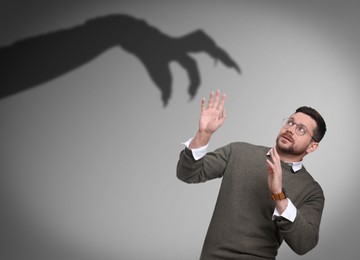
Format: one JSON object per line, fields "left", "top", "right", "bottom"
{"left": 276, "top": 112, "right": 317, "bottom": 156}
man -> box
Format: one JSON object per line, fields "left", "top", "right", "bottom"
{"left": 177, "top": 90, "right": 327, "bottom": 259}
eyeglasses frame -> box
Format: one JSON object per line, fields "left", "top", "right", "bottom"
{"left": 282, "top": 118, "right": 318, "bottom": 142}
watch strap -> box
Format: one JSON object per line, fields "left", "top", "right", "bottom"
{"left": 271, "top": 191, "right": 286, "bottom": 201}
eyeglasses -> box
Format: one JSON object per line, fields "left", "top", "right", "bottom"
{"left": 282, "top": 118, "right": 317, "bottom": 142}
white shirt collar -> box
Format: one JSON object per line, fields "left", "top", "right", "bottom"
{"left": 290, "top": 161, "right": 303, "bottom": 172}
{"left": 267, "top": 150, "right": 303, "bottom": 173}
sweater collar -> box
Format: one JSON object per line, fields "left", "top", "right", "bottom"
{"left": 267, "top": 150, "right": 303, "bottom": 173}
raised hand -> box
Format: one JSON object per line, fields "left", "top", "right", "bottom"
{"left": 189, "top": 90, "right": 226, "bottom": 149}
{"left": 266, "top": 147, "right": 288, "bottom": 214}
{"left": 199, "top": 90, "right": 227, "bottom": 134}
{"left": 266, "top": 147, "right": 283, "bottom": 195}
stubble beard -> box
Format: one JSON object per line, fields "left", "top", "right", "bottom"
{"left": 276, "top": 136, "right": 307, "bottom": 156}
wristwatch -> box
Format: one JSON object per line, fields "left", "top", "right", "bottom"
{"left": 271, "top": 191, "right": 286, "bottom": 201}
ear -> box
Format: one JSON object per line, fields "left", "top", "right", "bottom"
{"left": 306, "top": 142, "right": 319, "bottom": 154}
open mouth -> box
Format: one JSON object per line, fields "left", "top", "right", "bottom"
{"left": 281, "top": 134, "right": 293, "bottom": 143}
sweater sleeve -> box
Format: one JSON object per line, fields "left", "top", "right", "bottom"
{"left": 176, "top": 144, "right": 231, "bottom": 183}
{"left": 275, "top": 182, "right": 325, "bottom": 255}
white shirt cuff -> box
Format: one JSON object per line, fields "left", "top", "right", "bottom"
{"left": 182, "top": 138, "right": 208, "bottom": 160}
{"left": 272, "top": 198, "right": 297, "bottom": 222}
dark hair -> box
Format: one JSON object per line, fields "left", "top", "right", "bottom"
{"left": 295, "top": 106, "right": 326, "bottom": 142}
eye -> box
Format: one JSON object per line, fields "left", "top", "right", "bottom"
{"left": 287, "top": 120, "right": 294, "bottom": 126}
{"left": 297, "top": 126, "right": 307, "bottom": 134}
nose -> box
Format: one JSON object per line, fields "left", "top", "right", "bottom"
{"left": 286, "top": 128, "right": 294, "bottom": 135}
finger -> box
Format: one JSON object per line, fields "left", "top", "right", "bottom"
{"left": 218, "top": 108, "right": 226, "bottom": 124}
{"left": 269, "top": 148, "right": 279, "bottom": 170}
{"left": 218, "top": 93, "right": 226, "bottom": 111}
{"left": 271, "top": 148, "right": 281, "bottom": 169}
{"left": 222, "top": 108, "right": 227, "bottom": 120}
{"left": 266, "top": 159, "right": 274, "bottom": 173}
{"left": 213, "top": 89, "right": 220, "bottom": 108}
{"left": 273, "top": 147, "right": 280, "bottom": 161}
{"left": 270, "top": 147, "right": 278, "bottom": 162}
{"left": 266, "top": 159, "right": 272, "bottom": 167}
{"left": 269, "top": 148, "right": 282, "bottom": 174}
{"left": 200, "top": 97, "right": 206, "bottom": 112}
{"left": 208, "top": 91, "right": 214, "bottom": 108}
{"left": 269, "top": 147, "right": 275, "bottom": 160}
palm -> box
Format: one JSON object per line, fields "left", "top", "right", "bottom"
{"left": 199, "top": 90, "right": 226, "bottom": 134}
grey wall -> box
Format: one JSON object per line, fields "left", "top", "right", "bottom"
{"left": 1, "top": 0, "right": 359, "bottom": 259}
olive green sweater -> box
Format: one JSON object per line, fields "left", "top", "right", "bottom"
{"left": 177, "top": 142, "right": 324, "bottom": 260}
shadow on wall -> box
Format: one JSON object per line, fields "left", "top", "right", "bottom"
{"left": 0, "top": 14, "right": 240, "bottom": 106}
